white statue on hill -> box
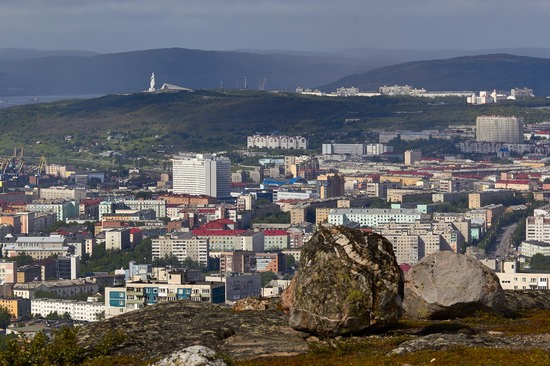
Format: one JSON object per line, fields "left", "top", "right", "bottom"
{"left": 149, "top": 72, "right": 156, "bottom": 92}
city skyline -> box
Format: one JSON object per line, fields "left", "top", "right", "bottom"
{"left": 1, "top": 1, "right": 550, "bottom": 53}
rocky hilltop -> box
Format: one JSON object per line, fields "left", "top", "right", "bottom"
{"left": 77, "top": 291, "right": 550, "bottom": 364}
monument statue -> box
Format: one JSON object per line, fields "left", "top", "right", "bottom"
{"left": 149, "top": 72, "right": 156, "bottom": 92}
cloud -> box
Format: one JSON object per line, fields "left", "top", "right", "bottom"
{"left": 0, "top": 1, "right": 548, "bottom": 52}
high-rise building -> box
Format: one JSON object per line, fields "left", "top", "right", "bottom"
{"left": 172, "top": 154, "right": 231, "bottom": 198}
{"left": 476, "top": 116, "right": 524, "bottom": 143}
{"left": 317, "top": 173, "right": 345, "bottom": 199}
{"left": 404, "top": 150, "right": 422, "bottom": 166}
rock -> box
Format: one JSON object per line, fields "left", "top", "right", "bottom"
{"left": 280, "top": 278, "right": 295, "bottom": 313}
{"left": 232, "top": 297, "right": 280, "bottom": 312}
{"left": 79, "top": 301, "right": 309, "bottom": 361}
{"left": 403, "top": 251, "right": 504, "bottom": 320}
{"left": 289, "top": 226, "right": 404, "bottom": 336}
{"left": 503, "top": 290, "right": 550, "bottom": 316}
{"left": 152, "top": 345, "right": 227, "bottom": 366}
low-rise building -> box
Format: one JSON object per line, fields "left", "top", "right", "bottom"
{"left": 31, "top": 298, "right": 104, "bottom": 322}
{"left": 13, "top": 279, "right": 99, "bottom": 299}
{"left": 104, "top": 272, "right": 225, "bottom": 318}
{"left": 0, "top": 297, "right": 31, "bottom": 319}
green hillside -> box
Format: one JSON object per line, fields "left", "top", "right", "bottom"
{"left": 1, "top": 90, "right": 550, "bottom": 164}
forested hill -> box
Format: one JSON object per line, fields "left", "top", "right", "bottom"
{"left": 322, "top": 54, "right": 550, "bottom": 96}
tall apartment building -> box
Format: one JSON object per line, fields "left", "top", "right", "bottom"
{"left": 105, "top": 229, "right": 131, "bottom": 251}
{"left": 152, "top": 233, "right": 209, "bottom": 267}
{"left": 317, "top": 173, "right": 345, "bottom": 199}
{"left": 365, "top": 143, "right": 393, "bottom": 156}
{"left": 476, "top": 116, "right": 524, "bottom": 143}
{"left": 404, "top": 150, "right": 422, "bottom": 166}
{"left": 172, "top": 154, "right": 231, "bottom": 198}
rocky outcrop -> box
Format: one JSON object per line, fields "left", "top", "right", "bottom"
{"left": 289, "top": 226, "right": 404, "bottom": 336}
{"left": 79, "top": 301, "right": 309, "bottom": 361}
{"left": 403, "top": 252, "right": 505, "bottom": 319}
{"left": 232, "top": 297, "right": 281, "bottom": 312}
{"left": 152, "top": 345, "right": 228, "bottom": 366}
{"left": 503, "top": 290, "right": 550, "bottom": 315}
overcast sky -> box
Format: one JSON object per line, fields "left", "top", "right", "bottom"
{"left": 0, "top": 0, "right": 548, "bottom": 53}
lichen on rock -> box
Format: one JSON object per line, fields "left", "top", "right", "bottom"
{"left": 403, "top": 251, "right": 505, "bottom": 320}
{"left": 289, "top": 226, "right": 404, "bottom": 336}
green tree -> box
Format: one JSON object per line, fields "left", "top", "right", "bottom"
{"left": 0, "top": 307, "right": 11, "bottom": 329}
{"left": 260, "top": 271, "right": 277, "bottom": 287}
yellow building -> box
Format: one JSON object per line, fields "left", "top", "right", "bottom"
{"left": 380, "top": 174, "right": 425, "bottom": 186}
{"left": 0, "top": 297, "right": 31, "bottom": 319}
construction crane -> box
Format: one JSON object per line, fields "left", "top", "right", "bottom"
{"left": 36, "top": 155, "right": 47, "bottom": 175}
{"left": 15, "top": 147, "right": 24, "bottom": 177}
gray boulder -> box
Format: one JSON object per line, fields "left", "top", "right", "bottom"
{"left": 403, "top": 251, "right": 504, "bottom": 319}
{"left": 152, "top": 345, "right": 227, "bottom": 366}
{"left": 289, "top": 226, "right": 404, "bottom": 336}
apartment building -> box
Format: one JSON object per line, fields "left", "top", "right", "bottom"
{"left": 3, "top": 236, "right": 72, "bottom": 260}
{"left": 104, "top": 272, "right": 225, "bottom": 318}
{"left": 172, "top": 153, "right": 231, "bottom": 198}
{"left": 0, "top": 297, "right": 31, "bottom": 319}
{"left": 476, "top": 115, "right": 524, "bottom": 143}
{"left": 31, "top": 298, "right": 104, "bottom": 322}
{"left": 152, "top": 233, "right": 209, "bottom": 267}
{"left": 328, "top": 208, "right": 422, "bottom": 228}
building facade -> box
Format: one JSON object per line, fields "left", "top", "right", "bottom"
{"left": 476, "top": 116, "right": 524, "bottom": 143}
{"left": 248, "top": 135, "right": 307, "bottom": 149}
{"left": 172, "top": 154, "right": 231, "bottom": 198}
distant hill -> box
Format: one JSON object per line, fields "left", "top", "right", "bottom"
{"left": 0, "top": 48, "right": 97, "bottom": 61}
{"left": 0, "top": 48, "right": 372, "bottom": 96}
{"left": 321, "top": 54, "right": 550, "bottom": 96}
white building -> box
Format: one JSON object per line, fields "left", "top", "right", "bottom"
{"left": 476, "top": 116, "right": 524, "bottom": 143}
{"left": 327, "top": 208, "right": 423, "bottom": 228}
{"left": 123, "top": 199, "right": 166, "bottom": 219}
{"left": 172, "top": 154, "right": 231, "bottom": 198}
{"left": 31, "top": 298, "right": 104, "bottom": 322}
{"left": 247, "top": 135, "right": 307, "bottom": 150}
{"left": 152, "top": 233, "right": 209, "bottom": 267}
{"left": 525, "top": 210, "right": 550, "bottom": 243}
{"left": 365, "top": 143, "right": 393, "bottom": 156}
{"left": 322, "top": 143, "right": 364, "bottom": 156}
{"left": 39, "top": 187, "right": 87, "bottom": 204}
{"left": 496, "top": 261, "right": 549, "bottom": 290}
{"left": 520, "top": 240, "right": 550, "bottom": 257}
{"left": 4, "top": 236, "right": 71, "bottom": 260}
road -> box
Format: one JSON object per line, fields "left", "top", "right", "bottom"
{"left": 492, "top": 223, "right": 517, "bottom": 258}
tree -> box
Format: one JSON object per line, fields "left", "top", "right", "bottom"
{"left": 0, "top": 307, "right": 11, "bottom": 329}
{"left": 260, "top": 271, "right": 277, "bottom": 287}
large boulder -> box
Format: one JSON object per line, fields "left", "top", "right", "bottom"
{"left": 403, "top": 251, "right": 505, "bottom": 319}
{"left": 289, "top": 226, "right": 404, "bottom": 336}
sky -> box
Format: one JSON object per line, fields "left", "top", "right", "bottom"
{"left": 1, "top": 0, "right": 549, "bottom": 54}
